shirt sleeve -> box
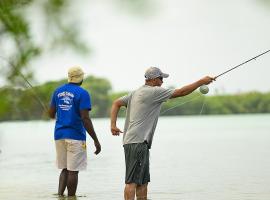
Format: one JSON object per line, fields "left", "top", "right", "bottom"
{"left": 119, "top": 92, "right": 132, "bottom": 106}
{"left": 153, "top": 87, "right": 174, "bottom": 103}
{"left": 80, "top": 90, "right": 92, "bottom": 110}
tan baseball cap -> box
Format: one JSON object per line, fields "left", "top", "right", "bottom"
{"left": 68, "top": 66, "right": 84, "bottom": 83}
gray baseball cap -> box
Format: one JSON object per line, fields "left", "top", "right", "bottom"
{"left": 144, "top": 67, "right": 169, "bottom": 80}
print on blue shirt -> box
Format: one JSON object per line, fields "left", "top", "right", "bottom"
{"left": 58, "top": 91, "right": 74, "bottom": 111}
{"left": 50, "top": 83, "right": 91, "bottom": 141}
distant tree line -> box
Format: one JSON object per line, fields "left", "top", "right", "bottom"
{"left": 161, "top": 91, "right": 270, "bottom": 116}
{"left": 0, "top": 75, "right": 269, "bottom": 121}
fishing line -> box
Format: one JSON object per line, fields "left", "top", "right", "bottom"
{"left": 161, "top": 93, "right": 204, "bottom": 115}
{"left": 0, "top": 56, "right": 49, "bottom": 112}
{"left": 199, "top": 95, "right": 206, "bottom": 115}
{"left": 215, "top": 49, "right": 270, "bottom": 79}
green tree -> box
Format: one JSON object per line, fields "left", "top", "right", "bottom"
{"left": 82, "top": 76, "right": 112, "bottom": 117}
{"left": 0, "top": 87, "right": 13, "bottom": 120}
{"left": 0, "top": 0, "right": 154, "bottom": 87}
{"left": 0, "top": 0, "right": 89, "bottom": 86}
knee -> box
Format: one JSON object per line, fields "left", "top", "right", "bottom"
{"left": 125, "top": 183, "right": 136, "bottom": 192}
{"left": 136, "top": 184, "right": 148, "bottom": 197}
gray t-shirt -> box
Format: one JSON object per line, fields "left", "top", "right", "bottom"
{"left": 120, "top": 85, "right": 174, "bottom": 148}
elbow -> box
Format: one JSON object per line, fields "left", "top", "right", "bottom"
{"left": 171, "top": 87, "right": 195, "bottom": 98}
{"left": 171, "top": 90, "right": 186, "bottom": 98}
{"left": 48, "top": 111, "right": 55, "bottom": 119}
{"left": 113, "top": 99, "right": 123, "bottom": 109}
{"left": 81, "top": 116, "right": 90, "bottom": 123}
{"left": 110, "top": 100, "right": 124, "bottom": 117}
{"left": 49, "top": 114, "right": 55, "bottom": 119}
{"left": 48, "top": 107, "right": 56, "bottom": 119}
{"left": 81, "top": 118, "right": 90, "bottom": 127}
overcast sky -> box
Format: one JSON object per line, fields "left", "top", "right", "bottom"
{"left": 29, "top": 0, "right": 270, "bottom": 94}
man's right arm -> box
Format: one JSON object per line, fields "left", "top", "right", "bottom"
{"left": 48, "top": 92, "right": 56, "bottom": 119}
{"left": 110, "top": 99, "right": 125, "bottom": 136}
{"left": 48, "top": 106, "right": 56, "bottom": 119}
{"left": 170, "top": 76, "right": 215, "bottom": 99}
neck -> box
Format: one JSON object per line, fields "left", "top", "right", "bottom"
{"left": 145, "top": 80, "right": 155, "bottom": 87}
{"left": 69, "top": 82, "right": 81, "bottom": 86}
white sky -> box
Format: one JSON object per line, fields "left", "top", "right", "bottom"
{"left": 16, "top": 0, "right": 270, "bottom": 94}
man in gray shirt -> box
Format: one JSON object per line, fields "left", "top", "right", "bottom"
{"left": 110, "top": 67, "right": 215, "bottom": 200}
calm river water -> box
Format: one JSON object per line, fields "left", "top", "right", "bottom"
{"left": 0, "top": 114, "right": 270, "bottom": 200}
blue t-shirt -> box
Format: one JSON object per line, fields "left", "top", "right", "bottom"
{"left": 50, "top": 83, "right": 91, "bottom": 141}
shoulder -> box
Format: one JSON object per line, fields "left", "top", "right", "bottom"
{"left": 57, "top": 84, "right": 66, "bottom": 89}
{"left": 141, "top": 85, "right": 169, "bottom": 92}
{"left": 79, "top": 87, "right": 91, "bottom": 99}
{"left": 80, "top": 87, "right": 90, "bottom": 95}
{"left": 153, "top": 86, "right": 173, "bottom": 93}
{"left": 53, "top": 84, "right": 66, "bottom": 93}
{"left": 118, "top": 91, "right": 134, "bottom": 104}
{"left": 78, "top": 86, "right": 88, "bottom": 92}
{"left": 152, "top": 86, "right": 175, "bottom": 101}
{"left": 66, "top": 84, "right": 89, "bottom": 95}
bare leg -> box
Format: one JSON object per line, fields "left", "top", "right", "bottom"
{"left": 67, "top": 171, "right": 79, "bottom": 196}
{"left": 136, "top": 183, "right": 148, "bottom": 200}
{"left": 124, "top": 183, "right": 137, "bottom": 200}
{"left": 58, "top": 168, "right": 68, "bottom": 195}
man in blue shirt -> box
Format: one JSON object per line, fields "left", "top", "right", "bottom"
{"left": 49, "top": 66, "right": 101, "bottom": 197}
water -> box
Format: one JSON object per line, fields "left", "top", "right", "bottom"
{"left": 0, "top": 114, "right": 270, "bottom": 200}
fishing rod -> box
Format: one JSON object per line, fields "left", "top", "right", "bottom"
{"left": 163, "top": 49, "right": 270, "bottom": 115}
{"left": 0, "top": 56, "right": 49, "bottom": 113}
{"left": 199, "top": 49, "right": 270, "bottom": 94}
{"left": 215, "top": 49, "right": 270, "bottom": 79}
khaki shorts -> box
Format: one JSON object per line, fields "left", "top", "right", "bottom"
{"left": 55, "top": 139, "right": 87, "bottom": 171}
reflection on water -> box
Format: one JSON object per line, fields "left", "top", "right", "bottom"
{"left": 55, "top": 194, "right": 86, "bottom": 200}
{"left": 0, "top": 115, "right": 270, "bottom": 200}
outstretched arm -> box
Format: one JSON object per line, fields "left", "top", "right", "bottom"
{"left": 110, "top": 99, "right": 125, "bottom": 136}
{"left": 80, "top": 109, "right": 101, "bottom": 155}
{"left": 170, "top": 76, "right": 215, "bottom": 99}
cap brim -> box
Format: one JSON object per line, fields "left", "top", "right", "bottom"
{"left": 161, "top": 73, "right": 169, "bottom": 78}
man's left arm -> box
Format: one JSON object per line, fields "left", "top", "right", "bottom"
{"left": 80, "top": 109, "right": 101, "bottom": 155}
